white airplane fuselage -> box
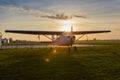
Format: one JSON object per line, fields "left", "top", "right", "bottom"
{"left": 53, "top": 34, "right": 76, "bottom": 46}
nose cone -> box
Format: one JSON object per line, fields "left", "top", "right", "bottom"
{"left": 72, "top": 35, "right": 76, "bottom": 39}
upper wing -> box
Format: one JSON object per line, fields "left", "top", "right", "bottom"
{"left": 73, "top": 30, "right": 111, "bottom": 35}
{"left": 5, "top": 30, "right": 64, "bottom": 35}
{"left": 5, "top": 30, "right": 111, "bottom": 35}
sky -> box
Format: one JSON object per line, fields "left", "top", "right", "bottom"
{"left": 0, "top": 0, "right": 120, "bottom": 41}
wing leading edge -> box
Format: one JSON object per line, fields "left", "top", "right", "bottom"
{"left": 73, "top": 30, "right": 111, "bottom": 35}
{"left": 5, "top": 30, "right": 63, "bottom": 35}
{"left": 5, "top": 30, "right": 111, "bottom": 35}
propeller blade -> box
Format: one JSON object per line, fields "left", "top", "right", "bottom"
{"left": 70, "top": 38, "right": 73, "bottom": 47}
{"left": 70, "top": 26, "right": 73, "bottom": 47}
{"left": 71, "top": 26, "right": 73, "bottom": 34}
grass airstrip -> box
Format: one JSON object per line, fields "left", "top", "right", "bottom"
{"left": 0, "top": 40, "right": 120, "bottom": 80}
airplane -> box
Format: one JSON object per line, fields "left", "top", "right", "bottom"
{"left": 5, "top": 27, "right": 111, "bottom": 47}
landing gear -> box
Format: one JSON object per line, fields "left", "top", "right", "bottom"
{"left": 74, "top": 46, "right": 77, "bottom": 51}
{"left": 68, "top": 46, "right": 71, "bottom": 53}
{"left": 67, "top": 46, "right": 77, "bottom": 53}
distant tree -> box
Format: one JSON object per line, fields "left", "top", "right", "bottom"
{"left": 93, "top": 38, "right": 96, "bottom": 41}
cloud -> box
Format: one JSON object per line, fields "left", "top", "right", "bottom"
{"left": 72, "top": 15, "right": 87, "bottom": 19}
{"left": 6, "top": 5, "right": 87, "bottom": 20}
{"left": 8, "top": 5, "right": 39, "bottom": 15}
{"left": 41, "top": 14, "right": 87, "bottom": 20}
{"left": 41, "top": 14, "right": 72, "bottom": 20}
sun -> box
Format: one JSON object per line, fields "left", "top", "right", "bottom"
{"left": 61, "top": 25, "right": 71, "bottom": 32}
{"left": 61, "top": 20, "right": 74, "bottom": 32}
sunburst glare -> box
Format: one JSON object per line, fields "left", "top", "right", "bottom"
{"left": 45, "top": 58, "right": 50, "bottom": 62}
{"left": 61, "top": 20, "right": 75, "bottom": 32}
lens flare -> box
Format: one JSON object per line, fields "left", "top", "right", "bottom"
{"left": 53, "top": 49, "right": 57, "bottom": 53}
{"left": 45, "top": 58, "right": 50, "bottom": 62}
{"left": 61, "top": 20, "right": 75, "bottom": 32}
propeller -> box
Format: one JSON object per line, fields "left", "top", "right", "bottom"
{"left": 70, "top": 26, "right": 73, "bottom": 47}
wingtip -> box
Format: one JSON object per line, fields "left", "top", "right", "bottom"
{"left": 5, "top": 30, "right": 7, "bottom": 32}
{"left": 5, "top": 30, "right": 8, "bottom": 33}
{"left": 108, "top": 30, "right": 111, "bottom": 32}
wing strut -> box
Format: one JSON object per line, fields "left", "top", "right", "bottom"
{"left": 43, "top": 35, "right": 52, "bottom": 40}
{"left": 76, "top": 34, "right": 85, "bottom": 41}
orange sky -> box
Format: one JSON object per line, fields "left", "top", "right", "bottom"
{"left": 0, "top": 0, "right": 120, "bottom": 41}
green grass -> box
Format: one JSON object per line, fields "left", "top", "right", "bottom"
{"left": 0, "top": 45, "right": 120, "bottom": 80}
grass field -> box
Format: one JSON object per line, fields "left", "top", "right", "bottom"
{"left": 0, "top": 42, "right": 120, "bottom": 80}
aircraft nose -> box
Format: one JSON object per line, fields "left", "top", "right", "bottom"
{"left": 73, "top": 36, "right": 75, "bottom": 38}
{"left": 70, "top": 36, "right": 75, "bottom": 47}
{"left": 70, "top": 36, "right": 75, "bottom": 39}
{"left": 70, "top": 36, "right": 75, "bottom": 42}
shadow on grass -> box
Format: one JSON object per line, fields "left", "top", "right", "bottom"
{"left": 0, "top": 46, "right": 120, "bottom": 80}
{"left": 0, "top": 48, "right": 90, "bottom": 80}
